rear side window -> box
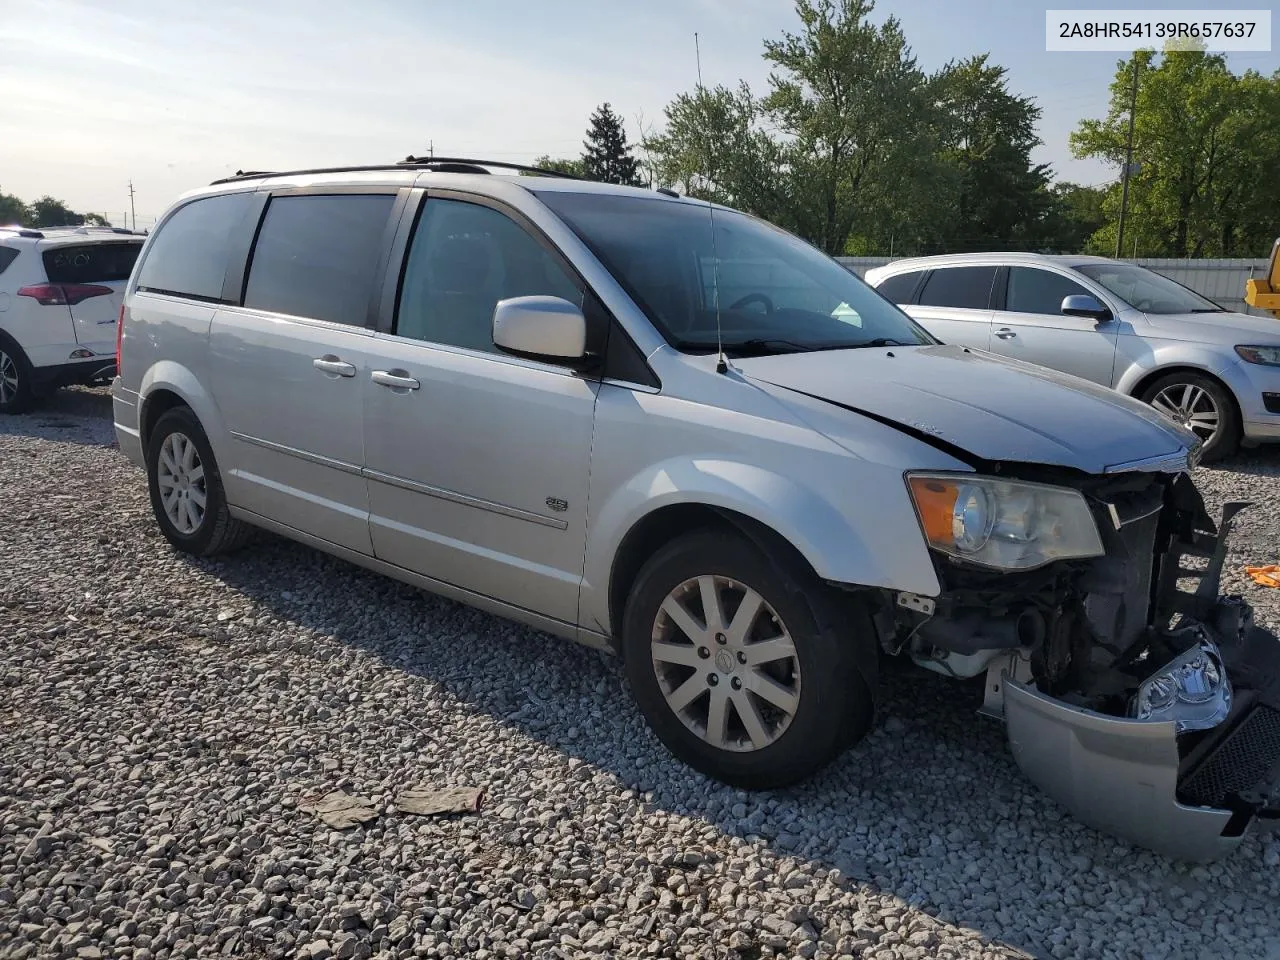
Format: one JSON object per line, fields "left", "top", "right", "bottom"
{"left": 243, "top": 194, "right": 395, "bottom": 326}
{"left": 0, "top": 247, "right": 17, "bottom": 276}
{"left": 42, "top": 242, "right": 142, "bottom": 284}
{"left": 875, "top": 270, "right": 923, "bottom": 304}
{"left": 917, "top": 266, "right": 997, "bottom": 310}
{"left": 137, "top": 193, "right": 254, "bottom": 301}
{"left": 1005, "top": 267, "right": 1092, "bottom": 315}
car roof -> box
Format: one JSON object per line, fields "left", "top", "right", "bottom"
{"left": 867, "top": 252, "right": 1116, "bottom": 274}
{"left": 0, "top": 226, "right": 144, "bottom": 246}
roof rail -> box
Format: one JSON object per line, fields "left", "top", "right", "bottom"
{"left": 210, "top": 157, "right": 584, "bottom": 186}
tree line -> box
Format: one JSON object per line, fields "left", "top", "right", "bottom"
{"left": 0, "top": 190, "right": 111, "bottom": 229}
{"left": 537, "top": 0, "right": 1279, "bottom": 260}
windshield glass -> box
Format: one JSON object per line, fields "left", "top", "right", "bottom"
{"left": 1073, "top": 262, "right": 1223, "bottom": 314}
{"left": 536, "top": 191, "right": 935, "bottom": 354}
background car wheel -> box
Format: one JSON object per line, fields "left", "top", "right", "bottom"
{"left": 621, "top": 528, "right": 876, "bottom": 789}
{"left": 147, "top": 407, "right": 253, "bottom": 556}
{"left": 0, "top": 336, "right": 35, "bottom": 414}
{"left": 1141, "top": 372, "right": 1239, "bottom": 462}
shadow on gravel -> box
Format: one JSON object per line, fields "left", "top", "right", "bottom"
{"left": 196, "top": 528, "right": 1280, "bottom": 960}
{"left": 0, "top": 386, "right": 115, "bottom": 447}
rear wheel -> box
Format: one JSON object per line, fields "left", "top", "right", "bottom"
{"left": 621, "top": 529, "right": 876, "bottom": 789}
{"left": 146, "top": 407, "right": 253, "bottom": 556}
{"left": 0, "top": 337, "right": 35, "bottom": 414}
{"left": 1141, "top": 372, "right": 1239, "bottom": 462}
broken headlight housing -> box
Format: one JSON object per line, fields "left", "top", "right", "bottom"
{"left": 906, "top": 474, "right": 1105, "bottom": 571}
{"left": 1129, "top": 637, "right": 1232, "bottom": 733}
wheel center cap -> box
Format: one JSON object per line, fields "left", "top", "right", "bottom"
{"left": 715, "top": 650, "right": 735, "bottom": 674}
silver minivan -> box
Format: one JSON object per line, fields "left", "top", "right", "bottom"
{"left": 113, "top": 159, "right": 1280, "bottom": 860}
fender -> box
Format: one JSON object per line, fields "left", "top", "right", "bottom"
{"left": 578, "top": 455, "right": 941, "bottom": 636}
{"left": 1114, "top": 342, "right": 1234, "bottom": 397}
{"left": 138, "top": 360, "right": 230, "bottom": 460}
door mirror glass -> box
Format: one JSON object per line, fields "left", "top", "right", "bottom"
{"left": 1061, "top": 294, "right": 1110, "bottom": 321}
{"left": 493, "top": 296, "right": 587, "bottom": 362}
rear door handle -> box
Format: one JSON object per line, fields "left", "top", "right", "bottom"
{"left": 313, "top": 356, "right": 356, "bottom": 377}
{"left": 994, "top": 328, "right": 1017, "bottom": 340}
{"left": 371, "top": 369, "right": 421, "bottom": 391}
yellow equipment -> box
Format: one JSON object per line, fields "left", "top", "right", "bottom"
{"left": 1245, "top": 237, "right": 1280, "bottom": 319}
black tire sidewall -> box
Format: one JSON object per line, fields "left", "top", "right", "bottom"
{"left": 1142, "top": 372, "right": 1239, "bottom": 462}
{"left": 146, "top": 408, "right": 228, "bottom": 555}
{"left": 621, "top": 529, "right": 873, "bottom": 789}
{"left": 0, "top": 334, "right": 35, "bottom": 414}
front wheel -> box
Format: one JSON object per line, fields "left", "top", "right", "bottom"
{"left": 621, "top": 529, "right": 876, "bottom": 789}
{"left": 1141, "top": 372, "right": 1240, "bottom": 462}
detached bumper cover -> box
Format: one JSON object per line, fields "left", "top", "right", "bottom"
{"left": 1004, "top": 607, "right": 1280, "bottom": 862}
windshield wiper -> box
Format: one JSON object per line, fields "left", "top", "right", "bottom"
{"left": 1190, "top": 308, "right": 1226, "bottom": 313}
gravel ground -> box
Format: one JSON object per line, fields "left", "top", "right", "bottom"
{"left": 2, "top": 387, "right": 1279, "bottom": 960}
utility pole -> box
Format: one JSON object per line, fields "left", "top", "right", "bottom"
{"left": 128, "top": 180, "right": 136, "bottom": 233}
{"left": 694, "top": 32, "right": 703, "bottom": 88}
{"left": 1114, "top": 57, "right": 1140, "bottom": 259}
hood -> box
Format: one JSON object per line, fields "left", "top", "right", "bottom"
{"left": 735, "top": 344, "right": 1193, "bottom": 474}
{"left": 1144, "top": 310, "right": 1280, "bottom": 346}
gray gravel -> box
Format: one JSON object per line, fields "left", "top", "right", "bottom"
{"left": 2, "top": 387, "right": 1279, "bottom": 960}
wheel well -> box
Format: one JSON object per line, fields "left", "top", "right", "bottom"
{"left": 1129, "top": 366, "right": 1240, "bottom": 422}
{"left": 141, "top": 389, "right": 190, "bottom": 449}
{"left": 607, "top": 504, "right": 819, "bottom": 648}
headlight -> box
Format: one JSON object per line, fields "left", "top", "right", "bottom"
{"left": 1235, "top": 345, "right": 1280, "bottom": 366}
{"left": 906, "top": 473, "right": 1104, "bottom": 570}
{"left": 1129, "top": 638, "right": 1231, "bottom": 733}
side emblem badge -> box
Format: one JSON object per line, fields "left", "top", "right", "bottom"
{"left": 545, "top": 497, "right": 569, "bottom": 513}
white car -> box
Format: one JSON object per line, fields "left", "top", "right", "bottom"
{"left": 865, "top": 252, "right": 1280, "bottom": 460}
{"left": 0, "top": 225, "right": 144, "bottom": 413}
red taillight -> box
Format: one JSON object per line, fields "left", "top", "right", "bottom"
{"left": 17, "top": 283, "right": 114, "bottom": 306}
{"left": 116, "top": 302, "right": 126, "bottom": 373}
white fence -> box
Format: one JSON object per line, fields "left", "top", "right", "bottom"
{"left": 838, "top": 256, "right": 1273, "bottom": 317}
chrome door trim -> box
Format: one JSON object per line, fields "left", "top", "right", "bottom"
{"left": 229, "top": 431, "right": 363, "bottom": 476}
{"left": 364, "top": 468, "right": 569, "bottom": 530}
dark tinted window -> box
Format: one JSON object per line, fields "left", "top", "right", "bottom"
{"left": 396, "top": 199, "right": 581, "bottom": 353}
{"left": 917, "top": 266, "right": 997, "bottom": 310}
{"left": 137, "top": 193, "right": 253, "bottom": 300}
{"left": 0, "top": 247, "right": 17, "bottom": 275}
{"left": 1006, "top": 266, "right": 1091, "bottom": 315}
{"left": 875, "top": 270, "right": 923, "bottom": 303}
{"left": 42, "top": 241, "right": 142, "bottom": 284}
{"left": 243, "top": 194, "right": 395, "bottom": 326}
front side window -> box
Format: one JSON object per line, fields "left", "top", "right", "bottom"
{"left": 535, "top": 191, "right": 932, "bottom": 355}
{"left": 395, "top": 198, "right": 582, "bottom": 354}
{"left": 916, "top": 266, "right": 997, "bottom": 310}
{"left": 1073, "top": 262, "right": 1223, "bottom": 315}
{"left": 243, "top": 193, "right": 395, "bottom": 326}
{"left": 137, "top": 192, "right": 254, "bottom": 301}
{"left": 43, "top": 241, "right": 142, "bottom": 284}
{"left": 1005, "top": 267, "right": 1092, "bottom": 316}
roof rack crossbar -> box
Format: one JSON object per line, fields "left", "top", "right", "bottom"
{"left": 209, "top": 157, "right": 584, "bottom": 186}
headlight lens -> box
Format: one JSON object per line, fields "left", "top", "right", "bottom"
{"left": 906, "top": 473, "right": 1104, "bottom": 570}
{"left": 1235, "top": 345, "right": 1280, "bottom": 366}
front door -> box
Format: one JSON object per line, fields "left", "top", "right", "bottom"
{"left": 363, "top": 195, "right": 598, "bottom": 625}
{"left": 986, "top": 266, "right": 1120, "bottom": 385}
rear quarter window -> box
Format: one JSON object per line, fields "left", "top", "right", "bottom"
{"left": 136, "top": 192, "right": 255, "bottom": 301}
{"left": 0, "top": 246, "right": 18, "bottom": 276}
{"left": 42, "top": 242, "right": 142, "bottom": 284}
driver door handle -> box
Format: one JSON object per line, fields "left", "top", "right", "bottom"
{"left": 313, "top": 356, "right": 356, "bottom": 377}
{"left": 994, "top": 328, "right": 1017, "bottom": 340}
{"left": 371, "top": 369, "right": 421, "bottom": 391}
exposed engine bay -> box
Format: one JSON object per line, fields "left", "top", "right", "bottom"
{"left": 882, "top": 468, "right": 1280, "bottom": 861}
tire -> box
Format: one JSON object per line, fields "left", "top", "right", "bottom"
{"left": 146, "top": 406, "right": 253, "bottom": 556}
{"left": 1141, "top": 371, "right": 1240, "bottom": 462}
{"left": 0, "top": 335, "right": 36, "bottom": 414}
{"left": 621, "top": 528, "right": 876, "bottom": 789}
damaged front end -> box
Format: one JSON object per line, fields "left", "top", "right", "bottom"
{"left": 888, "top": 469, "right": 1280, "bottom": 861}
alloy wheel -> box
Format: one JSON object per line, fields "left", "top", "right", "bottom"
{"left": 156, "top": 432, "right": 207, "bottom": 534}
{"left": 650, "top": 574, "right": 801, "bottom": 752}
{"left": 1150, "top": 382, "right": 1220, "bottom": 445}
{"left": 0, "top": 350, "right": 18, "bottom": 406}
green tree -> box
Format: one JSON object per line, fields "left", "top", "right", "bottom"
{"left": 582, "top": 103, "right": 643, "bottom": 185}
{"left": 29, "top": 196, "right": 86, "bottom": 228}
{"left": 82, "top": 212, "right": 111, "bottom": 226}
{"left": 0, "top": 190, "right": 28, "bottom": 226}
{"left": 1038, "top": 182, "right": 1107, "bottom": 253}
{"left": 1072, "top": 50, "right": 1280, "bottom": 257}
{"left": 530, "top": 155, "right": 586, "bottom": 178}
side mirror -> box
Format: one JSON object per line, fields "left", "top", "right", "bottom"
{"left": 492, "top": 296, "right": 587, "bottom": 363}
{"left": 1062, "top": 294, "right": 1111, "bottom": 322}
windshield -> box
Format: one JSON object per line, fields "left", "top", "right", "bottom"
{"left": 1073, "top": 262, "right": 1223, "bottom": 314}
{"left": 536, "top": 191, "right": 935, "bottom": 354}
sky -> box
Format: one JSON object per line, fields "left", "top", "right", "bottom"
{"left": 1, "top": 0, "right": 1276, "bottom": 229}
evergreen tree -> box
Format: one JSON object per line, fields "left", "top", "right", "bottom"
{"left": 582, "top": 103, "right": 643, "bottom": 185}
